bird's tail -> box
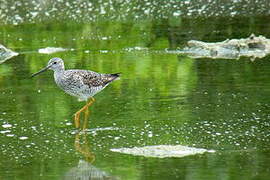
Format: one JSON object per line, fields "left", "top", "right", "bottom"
{"left": 104, "top": 73, "right": 121, "bottom": 85}
{"left": 110, "top": 73, "right": 121, "bottom": 81}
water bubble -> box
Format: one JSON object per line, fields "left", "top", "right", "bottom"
{"left": 114, "top": 137, "right": 120, "bottom": 140}
{"left": 19, "top": 136, "right": 28, "bottom": 140}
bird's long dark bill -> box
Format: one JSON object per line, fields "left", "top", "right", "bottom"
{"left": 31, "top": 66, "right": 50, "bottom": 77}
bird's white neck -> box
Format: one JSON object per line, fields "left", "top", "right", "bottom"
{"left": 53, "top": 69, "right": 65, "bottom": 81}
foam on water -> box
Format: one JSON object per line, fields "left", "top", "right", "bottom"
{"left": 38, "top": 47, "right": 68, "bottom": 54}
{"left": 111, "top": 145, "right": 215, "bottom": 158}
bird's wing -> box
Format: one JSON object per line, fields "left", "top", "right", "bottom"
{"left": 65, "top": 70, "right": 119, "bottom": 88}
{"left": 81, "top": 71, "right": 104, "bottom": 87}
{"left": 81, "top": 71, "right": 120, "bottom": 88}
{"left": 65, "top": 70, "right": 103, "bottom": 88}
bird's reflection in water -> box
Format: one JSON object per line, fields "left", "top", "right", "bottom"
{"left": 79, "top": 106, "right": 91, "bottom": 131}
{"left": 74, "top": 132, "right": 95, "bottom": 163}
{"left": 63, "top": 115, "right": 118, "bottom": 179}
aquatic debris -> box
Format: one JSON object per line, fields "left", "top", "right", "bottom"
{"left": 179, "top": 34, "right": 270, "bottom": 60}
{"left": 38, "top": 47, "right": 68, "bottom": 54}
{"left": 110, "top": 145, "right": 215, "bottom": 158}
{"left": 0, "top": 44, "right": 19, "bottom": 64}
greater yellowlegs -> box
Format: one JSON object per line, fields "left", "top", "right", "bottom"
{"left": 31, "top": 57, "right": 120, "bottom": 128}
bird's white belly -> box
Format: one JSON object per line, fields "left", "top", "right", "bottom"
{"left": 53, "top": 70, "right": 107, "bottom": 101}
{"left": 55, "top": 76, "right": 103, "bottom": 101}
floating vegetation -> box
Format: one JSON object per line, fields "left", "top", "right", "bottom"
{"left": 38, "top": 47, "right": 68, "bottom": 54}
{"left": 0, "top": 44, "right": 18, "bottom": 64}
{"left": 111, "top": 145, "right": 215, "bottom": 158}
{"left": 176, "top": 34, "right": 270, "bottom": 60}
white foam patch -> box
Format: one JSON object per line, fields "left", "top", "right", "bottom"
{"left": 91, "top": 127, "right": 120, "bottom": 131}
{"left": 2, "top": 124, "right": 12, "bottom": 128}
{"left": 111, "top": 145, "right": 215, "bottom": 158}
{"left": 38, "top": 47, "right": 68, "bottom": 54}
{"left": 70, "top": 127, "right": 120, "bottom": 135}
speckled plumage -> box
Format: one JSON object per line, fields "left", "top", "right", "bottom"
{"left": 32, "top": 57, "right": 120, "bottom": 101}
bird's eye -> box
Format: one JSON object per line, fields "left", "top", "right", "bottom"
{"left": 53, "top": 62, "right": 57, "bottom": 64}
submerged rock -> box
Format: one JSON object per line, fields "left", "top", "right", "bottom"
{"left": 38, "top": 47, "right": 68, "bottom": 54}
{"left": 180, "top": 34, "right": 270, "bottom": 60}
{"left": 0, "top": 44, "right": 18, "bottom": 64}
{"left": 111, "top": 145, "right": 215, "bottom": 158}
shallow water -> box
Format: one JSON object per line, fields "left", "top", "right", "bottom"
{"left": 0, "top": 2, "right": 270, "bottom": 180}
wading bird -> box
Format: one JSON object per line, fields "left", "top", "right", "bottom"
{"left": 31, "top": 57, "right": 120, "bottom": 128}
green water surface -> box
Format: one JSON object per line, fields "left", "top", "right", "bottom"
{"left": 0, "top": 3, "right": 270, "bottom": 180}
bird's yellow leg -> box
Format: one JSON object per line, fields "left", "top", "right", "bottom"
{"left": 74, "top": 100, "right": 90, "bottom": 128}
{"left": 87, "top": 97, "right": 95, "bottom": 107}
{"left": 74, "top": 107, "right": 87, "bottom": 128}
{"left": 82, "top": 108, "right": 90, "bottom": 130}
{"left": 74, "top": 113, "right": 80, "bottom": 128}
{"left": 74, "top": 97, "right": 95, "bottom": 128}
{"left": 82, "top": 97, "right": 95, "bottom": 130}
{"left": 90, "top": 97, "right": 95, "bottom": 103}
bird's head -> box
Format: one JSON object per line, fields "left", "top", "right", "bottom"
{"left": 47, "top": 57, "right": 64, "bottom": 71}
{"left": 31, "top": 57, "right": 65, "bottom": 77}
